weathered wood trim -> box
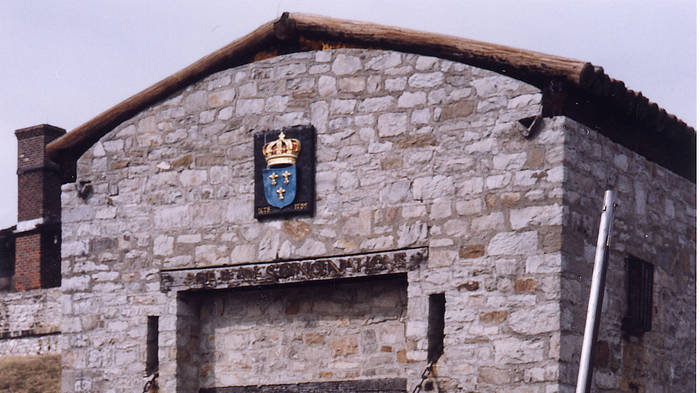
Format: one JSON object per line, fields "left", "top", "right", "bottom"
{"left": 160, "top": 248, "right": 426, "bottom": 293}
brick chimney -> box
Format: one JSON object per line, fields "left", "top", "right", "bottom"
{"left": 14, "top": 124, "right": 65, "bottom": 291}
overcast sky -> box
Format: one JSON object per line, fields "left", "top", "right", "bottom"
{"left": 0, "top": 0, "right": 695, "bottom": 228}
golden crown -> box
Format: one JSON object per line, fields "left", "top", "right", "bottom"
{"left": 262, "top": 132, "right": 301, "bottom": 166}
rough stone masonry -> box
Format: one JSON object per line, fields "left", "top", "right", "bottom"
{"left": 6, "top": 45, "right": 690, "bottom": 393}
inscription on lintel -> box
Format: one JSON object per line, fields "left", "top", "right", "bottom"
{"left": 160, "top": 248, "right": 426, "bottom": 293}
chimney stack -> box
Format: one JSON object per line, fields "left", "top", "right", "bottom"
{"left": 14, "top": 124, "right": 65, "bottom": 291}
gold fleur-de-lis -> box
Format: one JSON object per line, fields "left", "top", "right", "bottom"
{"left": 268, "top": 172, "right": 279, "bottom": 185}
{"left": 276, "top": 187, "right": 286, "bottom": 200}
{"left": 282, "top": 170, "right": 292, "bottom": 184}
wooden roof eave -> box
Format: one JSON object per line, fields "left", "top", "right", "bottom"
{"left": 45, "top": 12, "right": 695, "bottom": 183}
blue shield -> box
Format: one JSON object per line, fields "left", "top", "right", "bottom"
{"left": 263, "top": 165, "right": 297, "bottom": 208}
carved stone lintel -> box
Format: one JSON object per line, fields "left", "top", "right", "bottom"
{"left": 160, "top": 248, "right": 427, "bottom": 293}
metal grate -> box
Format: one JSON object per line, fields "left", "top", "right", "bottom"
{"left": 621, "top": 256, "right": 654, "bottom": 335}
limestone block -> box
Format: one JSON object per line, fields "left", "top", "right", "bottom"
{"left": 408, "top": 72, "right": 444, "bottom": 88}
{"left": 510, "top": 204, "right": 561, "bottom": 230}
{"left": 184, "top": 91, "right": 208, "bottom": 112}
{"left": 338, "top": 77, "right": 365, "bottom": 92}
{"left": 154, "top": 205, "right": 191, "bottom": 229}
{"left": 378, "top": 113, "right": 408, "bottom": 137}
{"left": 525, "top": 254, "right": 561, "bottom": 274}
{"left": 411, "top": 108, "right": 431, "bottom": 124}
{"left": 493, "top": 152, "right": 528, "bottom": 171}
{"left": 508, "top": 93, "right": 542, "bottom": 109}
{"left": 456, "top": 198, "right": 483, "bottom": 216}
{"left": 430, "top": 199, "right": 452, "bottom": 219}
{"left": 275, "top": 63, "right": 306, "bottom": 78}
{"left": 398, "top": 91, "right": 426, "bottom": 108}
{"left": 199, "top": 110, "right": 215, "bottom": 123}
{"left": 213, "top": 107, "right": 231, "bottom": 122}
{"left": 195, "top": 245, "right": 229, "bottom": 265}
{"left": 494, "top": 338, "right": 545, "bottom": 364}
{"left": 300, "top": 238, "right": 327, "bottom": 255}
{"left": 154, "top": 235, "right": 174, "bottom": 256}
{"left": 487, "top": 231, "right": 538, "bottom": 255}
{"left": 235, "top": 98, "right": 264, "bottom": 115}
{"left": 315, "top": 51, "right": 332, "bottom": 62}
{"left": 472, "top": 76, "right": 525, "bottom": 97}
{"left": 179, "top": 170, "right": 208, "bottom": 188}
{"left": 415, "top": 56, "right": 438, "bottom": 71}
{"left": 397, "top": 222, "right": 428, "bottom": 247}
{"left": 359, "top": 96, "right": 395, "bottom": 113}
{"left": 360, "top": 236, "right": 394, "bottom": 250}
{"left": 318, "top": 75, "right": 337, "bottom": 97}
{"left": 471, "top": 212, "right": 505, "bottom": 232}
{"left": 366, "top": 52, "right": 402, "bottom": 70}
{"left": 310, "top": 101, "right": 329, "bottom": 130}
{"left": 332, "top": 54, "right": 362, "bottom": 75}
{"left": 509, "top": 303, "right": 558, "bottom": 334}
{"left": 265, "top": 96, "right": 289, "bottom": 112}
{"left": 412, "top": 175, "right": 455, "bottom": 200}
{"left": 380, "top": 180, "right": 411, "bottom": 204}
{"left": 309, "top": 64, "right": 330, "bottom": 74}
{"left": 208, "top": 89, "right": 235, "bottom": 108}
{"left": 331, "top": 99, "right": 357, "bottom": 114}
{"left": 63, "top": 276, "right": 91, "bottom": 292}
{"left": 385, "top": 77, "right": 406, "bottom": 91}
{"left": 238, "top": 81, "right": 257, "bottom": 97}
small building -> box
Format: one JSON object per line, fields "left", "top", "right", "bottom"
{"left": 0, "top": 13, "right": 695, "bottom": 393}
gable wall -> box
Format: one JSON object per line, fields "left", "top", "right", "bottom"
{"left": 61, "top": 47, "right": 567, "bottom": 392}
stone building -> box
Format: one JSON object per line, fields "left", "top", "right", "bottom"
{"left": 0, "top": 13, "right": 695, "bottom": 393}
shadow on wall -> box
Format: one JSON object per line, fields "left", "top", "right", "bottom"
{"left": 177, "top": 275, "right": 408, "bottom": 391}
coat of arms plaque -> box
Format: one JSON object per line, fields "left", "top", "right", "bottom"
{"left": 254, "top": 125, "right": 316, "bottom": 220}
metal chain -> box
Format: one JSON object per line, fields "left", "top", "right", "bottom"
{"left": 142, "top": 372, "right": 158, "bottom": 393}
{"left": 411, "top": 359, "right": 437, "bottom": 393}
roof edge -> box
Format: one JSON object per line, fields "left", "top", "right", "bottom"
{"left": 45, "top": 12, "right": 695, "bottom": 182}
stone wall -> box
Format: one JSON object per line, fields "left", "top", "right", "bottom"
{"left": 559, "top": 118, "right": 696, "bottom": 392}
{"left": 60, "top": 47, "right": 569, "bottom": 392}
{"left": 198, "top": 276, "right": 407, "bottom": 388}
{"left": 0, "top": 287, "right": 61, "bottom": 356}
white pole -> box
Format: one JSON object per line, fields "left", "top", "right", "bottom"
{"left": 575, "top": 190, "right": 616, "bottom": 393}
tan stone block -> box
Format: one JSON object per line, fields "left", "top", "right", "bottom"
{"left": 540, "top": 226, "right": 562, "bottom": 253}
{"left": 459, "top": 245, "right": 485, "bottom": 259}
{"left": 478, "top": 366, "right": 511, "bottom": 384}
{"left": 305, "top": 333, "right": 325, "bottom": 345}
{"left": 440, "top": 100, "right": 475, "bottom": 120}
{"left": 514, "top": 278, "right": 537, "bottom": 293}
{"left": 330, "top": 337, "right": 358, "bottom": 357}
{"left": 485, "top": 193, "right": 499, "bottom": 210}
{"left": 283, "top": 220, "right": 312, "bottom": 241}
{"left": 457, "top": 281, "right": 480, "bottom": 291}
{"left": 171, "top": 154, "right": 192, "bottom": 168}
{"left": 526, "top": 147, "right": 546, "bottom": 168}
{"left": 396, "top": 349, "right": 408, "bottom": 363}
{"left": 480, "top": 310, "right": 507, "bottom": 324}
{"left": 501, "top": 192, "right": 522, "bottom": 208}
{"left": 381, "top": 156, "right": 402, "bottom": 170}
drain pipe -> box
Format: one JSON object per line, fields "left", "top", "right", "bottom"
{"left": 575, "top": 190, "right": 616, "bottom": 393}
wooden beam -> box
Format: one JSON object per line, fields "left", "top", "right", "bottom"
{"left": 43, "top": 12, "right": 694, "bottom": 183}
{"left": 287, "top": 12, "right": 594, "bottom": 86}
